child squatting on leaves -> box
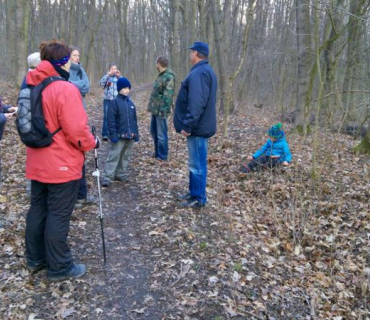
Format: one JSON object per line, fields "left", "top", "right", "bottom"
{"left": 102, "top": 77, "right": 139, "bottom": 187}
{"left": 241, "top": 123, "right": 292, "bottom": 173}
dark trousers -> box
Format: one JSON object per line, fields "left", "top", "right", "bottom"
{"left": 247, "top": 156, "right": 280, "bottom": 171}
{"left": 25, "top": 180, "right": 79, "bottom": 273}
{"left": 77, "top": 164, "right": 87, "bottom": 200}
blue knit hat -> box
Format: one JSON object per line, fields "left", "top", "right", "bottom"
{"left": 117, "top": 77, "right": 131, "bottom": 91}
{"left": 267, "top": 123, "right": 284, "bottom": 138}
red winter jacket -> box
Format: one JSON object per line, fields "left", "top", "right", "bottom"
{"left": 25, "top": 60, "right": 96, "bottom": 183}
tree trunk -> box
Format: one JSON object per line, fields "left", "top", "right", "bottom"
{"left": 295, "top": 0, "right": 313, "bottom": 134}
{"left": 16, "top": 0, "right": 29, "bottom": 86}
{"left": 169, "top": 0, "right": 180, "bottom": 76}
{"left": 222, "top": 0, "right": 256, "bottom": 140}
{"left": 211, "top": 0, "right": 227, "bottom": 113}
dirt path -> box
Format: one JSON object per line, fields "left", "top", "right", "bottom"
{"left": 2, "top": 80, "right": 368, "bottom": 319}
{"left": 75, "top": 87, "right": 227, "bottom": 319}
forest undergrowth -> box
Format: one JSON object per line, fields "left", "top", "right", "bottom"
{"left": 0, "top": 80, "right": 369, "bottom": 320}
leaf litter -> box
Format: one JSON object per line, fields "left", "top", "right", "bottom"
{"left": 0, "top": 80, "right": 369, "bottom": 319}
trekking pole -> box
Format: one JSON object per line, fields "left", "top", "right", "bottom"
{"left": 91, "top": 125, "right": 107, "bottom": 264}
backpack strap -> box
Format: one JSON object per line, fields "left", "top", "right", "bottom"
{"left": 38, "top": 76, "right": 65, "bottom": 135}
{"left": 40, "top": 76, "right": 65, "bottom": 89}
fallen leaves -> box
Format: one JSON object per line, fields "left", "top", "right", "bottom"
{"left": 1, "top": 80, "right": 370, "bottom": 319}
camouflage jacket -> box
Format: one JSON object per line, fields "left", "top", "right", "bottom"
{"left": 148, "top": 68, "right": 175, "bottom": 118}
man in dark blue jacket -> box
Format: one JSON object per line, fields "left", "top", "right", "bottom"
{"left": 174, "top": 41, "right": 217, "bottom": 207}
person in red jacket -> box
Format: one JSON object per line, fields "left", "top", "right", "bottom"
{"left": 25, "top": 40, "right": 99, "bottom": 281}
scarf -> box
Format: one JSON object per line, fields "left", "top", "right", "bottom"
{"left": 54, "top": 65, "right": 70, "bottom": 81}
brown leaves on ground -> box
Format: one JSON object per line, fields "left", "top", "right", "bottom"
{"left": 0, "top": 80, "right": 369, "bottom": 319}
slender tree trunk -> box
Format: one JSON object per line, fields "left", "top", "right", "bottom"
{"left": 211, "top": 0, "right": 227, "bottom": 113}
{"left": 322, "top": 0, "right": 345, "bottom": 124}
{"left": 222, "top": 0, "right": 256, "bottom": 140}
{"left": 169, "top": 0, "right": 180, "bottom": 76}
{"left": 17, "top": 0, "right": 29, "bottom": 86}
{"left": 295, "top": 0, "right": 313, "bottom": 134}
{"left": 198, "top": 0, "right": 207, "bottom": 41}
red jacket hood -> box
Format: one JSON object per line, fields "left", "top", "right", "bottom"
{"left": 26, "top": 60, "right": 60, "bottom": 86}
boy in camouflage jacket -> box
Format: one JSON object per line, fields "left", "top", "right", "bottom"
{"left": 147, "top": 56, "right": 175, "bottom": 161}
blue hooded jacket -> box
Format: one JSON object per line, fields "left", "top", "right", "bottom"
{"left": 107, "top": 94, "right": 139, "bottom": 142}
{"left": 253, "top": 132, "right": 292, "bottom": 163}
{"left": 174, "top": 60, "right": 217, "bottom": 138}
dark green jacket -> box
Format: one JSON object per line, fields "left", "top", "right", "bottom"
{"left": 148, "top": 68, "right": 175, "bottom": 118}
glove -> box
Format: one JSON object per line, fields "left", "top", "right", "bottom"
{"left": 95, "top": 137, "right": 100, "bottom": 149}
{"left": 111, "top": 138, "right": 118, "bottom": 143}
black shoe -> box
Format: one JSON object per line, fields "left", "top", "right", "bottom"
{"left": 102, "top": 136, "right": 109, "bottom": 142}
{"left": 27, "top": 260, "right": 47, "bottom": 272}
{"left": 75, "top": 195, "right": 96, "bottom": 208}
{"left": 114, "top": 176, "right": 129, "bottom": 183}
{"left": 177, "top": 193, "right": 193, "bottom": 201}
{"left": 240, "top": 165, "right": 250, "bottom": 173}
{"left": 48, "top": 263, "right": 86, "bottom": 282}
{"left": 102, "top": 178, "right": 111, "bottom": 187}
{"left": 179, "top": 198, "right": 205, "bottom": 207}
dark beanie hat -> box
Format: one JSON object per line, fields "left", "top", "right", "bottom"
{"left": 267, "top": 123, "right": 284, "bottom": 138}
{"left": 117, "top": 77, "right": 131, "bottom": 91}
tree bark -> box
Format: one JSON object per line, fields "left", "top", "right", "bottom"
{"left": 295, "top": 0, "right": 313, "bottom": 134}
{"left": 211, "top": 0, "right": 227, "bottom": 113}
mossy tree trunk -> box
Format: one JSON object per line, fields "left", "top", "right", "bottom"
{"left": 354, "top": 127, "right": 370, "bottom": 155}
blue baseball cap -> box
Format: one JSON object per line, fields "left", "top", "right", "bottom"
{"left": 189, "top": 41, "right": 209, "bottom": 56}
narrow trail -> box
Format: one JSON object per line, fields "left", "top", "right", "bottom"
{"left": 71, "top": 86, "right": 224, "bottom": 319}
{"left": 3, "top": 79, "right": 366, "bottom": 319}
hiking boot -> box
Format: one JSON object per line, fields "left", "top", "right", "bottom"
{"left": 102, "top": 177, "right": 111, "bottom": 187}
{"left": 177, "top": 193, "right": 193, "bottom": 201}
{"left": 48, "top": 263, "right": 86, "bottom": 282}
{"left": 115, "top": 176, "right": 129, "bottom": 183}
{"left": 27, "top": 260, "right": 47, "bottom": 272}
{"left": 102, "top": 136, "right": 109, "bottom": 142}
{"left": 75, "top": 195, "right": 96, "bottom": 209}
{"left": 240, "top": 165, "right": 251, "bottom": 173}
{"left": 179, "top": 198, "right": 205, "bottom": 208}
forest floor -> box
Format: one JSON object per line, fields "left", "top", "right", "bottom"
{"left": 0, "top": 79, "right": 370, "bottom": 320}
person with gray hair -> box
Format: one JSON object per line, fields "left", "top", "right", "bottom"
{"left": 20, "top": 52, "right": 41, "bottom": 90}
{"left": 68, "top": 46, "right": 95, "bottom": 208}
{"left": 20, "top": 52, "right": 42, "bottom": 197}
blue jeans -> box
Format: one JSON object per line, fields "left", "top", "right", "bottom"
{"left": 150, "top": 115, "right": 169, "bottom": 160}
{"left": 187, "top": 136, "right": 208, "bottom": 204}
{"left": 102, "top": 99, "right": 110, "bottom": 137}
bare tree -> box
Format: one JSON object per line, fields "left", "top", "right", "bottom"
{"left": 295, "top": 0, "right": 313, "bottom": 134}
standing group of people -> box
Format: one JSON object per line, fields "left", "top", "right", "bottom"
{"left": 0, "top": 40, "right": 218, "bottom": 281}
{"left": 99, "top": 41, "right": 218, "bottom": 208}
{"left": 0, "top": 37, "right": 293, "bottom": 283}
{"left": 0, "top": 38, "right": 293, "bottom": 282}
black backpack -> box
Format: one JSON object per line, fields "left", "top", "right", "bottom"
{"left": 16, "top": 76, "right": 64, "bottom": 148}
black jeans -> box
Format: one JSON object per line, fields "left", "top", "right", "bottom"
{"left": 25, "top": 179, "right": 79, "bottom": 273}
{"left": 247, "top": 156, "right": 280, "bottom": 171}
{"left": 77, "top": 164, "right": 87, "bottom": 200}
